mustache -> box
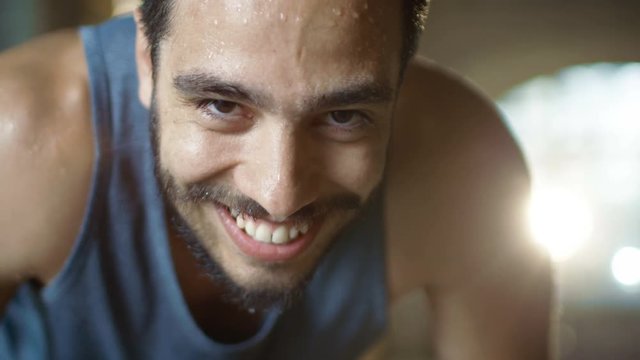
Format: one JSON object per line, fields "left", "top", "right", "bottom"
{"left": 174, "top": 182, "right": 363, "bottom": 222}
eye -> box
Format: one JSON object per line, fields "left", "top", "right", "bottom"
{"left": 318, "top": 110, "right": 374, "bottom": 142}
{"left": 195, "top": 99, "right": 254, "bottom": 132}
{"left": 328, "top": 110, "right": 368, "bottom": 128}
{"left": 203, "top": 99, "right": 241, "bottom": 116}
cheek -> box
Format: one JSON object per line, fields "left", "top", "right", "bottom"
{"left": 158, "top": 107, "right": 240, "bottom": 184}
{"left": 324, "top": 140, "right": 388, "bottom": 197}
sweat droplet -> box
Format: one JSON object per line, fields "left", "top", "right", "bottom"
{"left": 332, "top": 8, "right": 342, "bottom": 16}
{"left": 279, "top": 12, "right": 286, "bottom": 21}
{"left": 243, "top": 18, "right": 248, "bottom": 24}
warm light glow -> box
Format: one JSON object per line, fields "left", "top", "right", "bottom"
{"left": 528, "top": 187, "right": 593, "bottom": 261}
{"left": 611, "top": 247, "right": 640, "bottom": 286}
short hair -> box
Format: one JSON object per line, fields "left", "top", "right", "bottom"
{"left": 139, "top": 0, "right": 429, "bottom": 73}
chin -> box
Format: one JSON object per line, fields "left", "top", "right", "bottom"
{"left": 214, "top": 213, "right": 351, "bottom": 290}
{"left": 174, "top": 208, "right": 353, "bottom": 311}
{"left": 174, "top": 221, "right": 301, "bottom": 310}
{"left": 200, "top": 245, "right": 321, "bottom": 311}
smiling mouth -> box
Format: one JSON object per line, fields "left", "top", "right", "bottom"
{"left": 214, "top": 203, "right": 321, "bottom": 263}
{"left": 226, "top": 207, "right": 311, "bottom": 245}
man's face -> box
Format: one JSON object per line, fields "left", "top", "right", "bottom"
{"left": 142, "top": 0, "right": 403, "bottom": 303}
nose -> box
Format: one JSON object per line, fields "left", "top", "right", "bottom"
{"left": 237, "top": 123, "right": 318, "bottom": 219}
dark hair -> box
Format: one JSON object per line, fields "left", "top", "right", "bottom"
{"left": 402, "top": 0, "right": 430, "bottom": 64}
{"left": 139, "top": 0, "right": 429, "bottom": 72}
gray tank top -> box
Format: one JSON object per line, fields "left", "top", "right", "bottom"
{"left": 0, "top": 15, "right": 387, "bottom": 360}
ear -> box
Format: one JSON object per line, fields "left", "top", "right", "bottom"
{"left": 134, "top": 9, "right": 153, "bottom": 109}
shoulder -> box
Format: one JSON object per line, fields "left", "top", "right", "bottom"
{"left": 390, "top": 57, "right": 529, "bottom": 188}
{"left": 385, "top": 58, "right": 541, "bottom": 300}
{"left": 0, "top": 30, "right": 94, "bottom": 286}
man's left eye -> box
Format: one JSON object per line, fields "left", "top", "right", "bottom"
{"left": 328, "top": 110, "right": 368, "bottom": 128}
{"left": 204, "top": 100, "right": 241, "bottom": 116}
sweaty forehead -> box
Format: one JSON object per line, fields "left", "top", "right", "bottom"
{"left": 162, "top": 0, "right": 403, "bottom": 98}
{"left": 168, "top": 0, "right": 402, "bottom": 52}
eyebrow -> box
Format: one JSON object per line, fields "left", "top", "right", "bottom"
{"left": 173, "top": 72, "right": 394, "bottom": 112}
{"left": 174, "top": 73, "right": 271, "bottom": 109}
{"left": 311, "top": 81, "right": 394, "bottom": 110}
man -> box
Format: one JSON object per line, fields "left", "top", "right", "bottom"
{"left": 0, "top": 0, "right": 552, "bottom": 358}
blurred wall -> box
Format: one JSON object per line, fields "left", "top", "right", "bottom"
{"left": 0, "top": 0, "right": 40, "bottom": 50}
{"left": 0, "top": 0, "right": 112, "bottom": 51}
{"left": 40, "top": 0, "right": 112, "bottom": 29}
{"left": 417, "top": 0, "right": 640, "bottom": 98}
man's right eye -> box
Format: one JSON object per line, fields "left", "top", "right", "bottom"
{"left": 193, "top": 99, "right": 254, "bottom": 132}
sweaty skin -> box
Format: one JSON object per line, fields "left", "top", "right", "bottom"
{"left": 0, "top": 1, "right": 552, "bottom": 358}
{"left": 139, "top": 0, "right": 402, "bottom": 307}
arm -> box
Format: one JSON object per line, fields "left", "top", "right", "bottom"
{"left": 426, "top": 251, "right": 551, "bottom": 360}
{"left": 387, "top": 58, "right": 553, "bottom": 359}
{"left": 0, "top": 30, "right": 93, "bottom": 314}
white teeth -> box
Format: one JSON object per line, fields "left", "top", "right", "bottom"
{"left": 272, "top": 226, "right": 289, "bottom": 244}
{"left": 289, "top": 227, "right": 299, "bottom": 240}
{"left": 255, "top": 223, "right": 272, "bottom": 243}
{"left": 236, "top": 215, "right": 245, "bottom": 229}
{"left": 245, "top": 220, "right": 256, "bottom": 237}
{"left": 229, "top": 210, "right": 312, "bottom": 245}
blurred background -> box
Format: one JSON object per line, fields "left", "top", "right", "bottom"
{"left": 1, "top": 0, "right": 639, "bottom": 359}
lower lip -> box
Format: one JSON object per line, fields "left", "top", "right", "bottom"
{"left": 215, "top": 205, "right": 321, "bottom": 263}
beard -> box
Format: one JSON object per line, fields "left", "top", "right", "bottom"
{"left": 167, "top": 204, "right": 311, "bottom": 312}
{"left": 148, "top": 97, "right": 366, "bottom": 312}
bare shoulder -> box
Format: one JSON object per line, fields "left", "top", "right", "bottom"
{"left": 385, "top": 58, "right": 545, "bottom": 300}
{"left": 0, "top": 30, "right": 93, "bottom": 290}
